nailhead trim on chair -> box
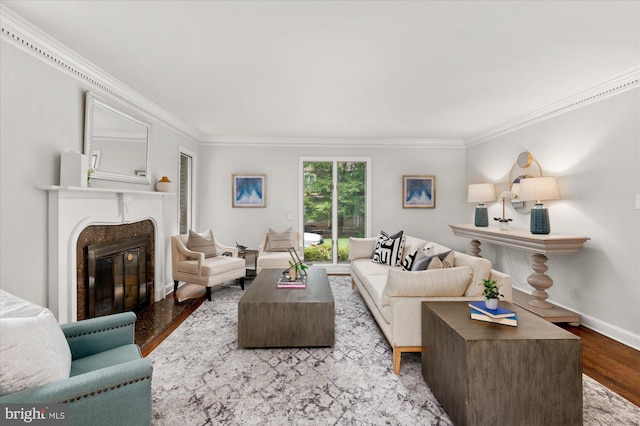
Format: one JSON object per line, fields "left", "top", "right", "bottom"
{"left": 62, "top": 375, "right": 152, "bottom": 403}
{"left": 65, "top": 321, "right": 136, "bottom": 339}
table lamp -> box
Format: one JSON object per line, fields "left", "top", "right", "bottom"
{"left": 518, "top": 177, "right": 560, "bottom": 234}
{"left": 468, "top": 183, "right": 496, "bottom": 227}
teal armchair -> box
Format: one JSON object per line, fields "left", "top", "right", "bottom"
{"left": 0, "top": 312, "right": 152, "bottom": 426}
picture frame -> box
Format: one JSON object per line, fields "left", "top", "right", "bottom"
{"left": 402, "top": 175, "right": 436, "bottom": 208}
{"left": 232, "top": 174, "right": 266, "bottom": 208}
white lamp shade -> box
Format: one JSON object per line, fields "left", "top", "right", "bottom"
{"left": 468, "top": 183, "right": 496, "bottom": 203}
{"left": 518, "top": 177, "right": 560, "bottom": 202}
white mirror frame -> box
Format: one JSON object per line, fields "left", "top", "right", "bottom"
{"left": 84, "top": 91, "right": 151, "bottom": 184}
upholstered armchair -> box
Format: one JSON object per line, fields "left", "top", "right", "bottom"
{"left": 171, "top": 231, "right": 246, "bottom": 300}
{"left": 257, "top": 228, "right": 303, "bottom": 273}
{"left": 0, "top": 301, "right": 152, "bottom": 426}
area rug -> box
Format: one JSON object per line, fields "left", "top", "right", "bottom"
{"left": 149, "top": 276, "right": 639, "bottom": 425}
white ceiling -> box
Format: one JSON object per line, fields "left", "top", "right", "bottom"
{"left": 3, "top": 0, "right": 639, "bottom": 143}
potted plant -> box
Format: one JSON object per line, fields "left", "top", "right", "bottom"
{"left": 481, "top": 278, "right": 503, "bottom": 310}
{"left": 288, "top": 260, "right": 308, "bottom": 281}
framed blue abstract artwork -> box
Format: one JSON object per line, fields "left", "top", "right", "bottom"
{"left": 402, "top": 175, "right": 436, "bottom": 208}
{"left": 232, "top": 174, "right": 266, "bottom": 208}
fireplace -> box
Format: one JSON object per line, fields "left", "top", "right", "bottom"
{"left": 40, "top": 186, "right": 168, "bottom": 323}
{"left": 77, "top": 221, "right": 155, "bottom": 320}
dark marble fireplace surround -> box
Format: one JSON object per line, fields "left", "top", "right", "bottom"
{"left": 76, "top": 220, "right": 155, "bottom": 320}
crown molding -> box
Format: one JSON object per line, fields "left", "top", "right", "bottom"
{"left": 465, "top": 68, "right": 640, "bottom": 147}
{"left": 201, "top": 135, "right": 465, "bottom": 148}
{"left": 0, "top": 4, "right": 202, "bottom": 143}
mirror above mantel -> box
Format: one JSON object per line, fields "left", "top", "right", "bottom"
{"left": 84, "top": 91, "right": 151, "bottom": 184}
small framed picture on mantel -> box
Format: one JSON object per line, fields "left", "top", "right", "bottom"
{"left": 232, "top": 174, "right": 266, "bottom": 208}
{"left": 402, "top": 175, "right": 436, "bottom": 208}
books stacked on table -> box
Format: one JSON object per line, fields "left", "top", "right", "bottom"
{"left": 468, "top": 301, "right": 518, "bottom": 327}
{"left": 277, "top": 276, "right": 306, "bottom": 289}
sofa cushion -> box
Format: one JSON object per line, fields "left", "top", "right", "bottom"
{"left": 187, "top": 229, "right": 217, "bottom": 258}
{"left": 268, "top": 228, "right": 294, "bottom": 252}
{"left": 361, "top": 274, "right": 388, "bottom": 315}
{"left": 351, "top": 258, "right": 395, "bottom": 284}
{"left": 0, "top": 290, "right": 72, "bottom": 397}
{"left": 177, "top": 255, "right": 245, "bottom": 276}
{"left": 258, "top": 251, "right": 294, "bottom": 269}
{"left": 453, "top": 253, "right": 493, "bottom": 296}
{"left": 372, "top": 230, "right": 406, "bottom": 266}
{"left": 382, "top": 266, "right": 473, "bottom": 306}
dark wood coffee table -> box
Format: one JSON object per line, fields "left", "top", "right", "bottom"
{"left": 421, "top": 301, "right": 582, "bottom": 426}
{"left": 237, "top": 268, "right": 334, "bottom": 348}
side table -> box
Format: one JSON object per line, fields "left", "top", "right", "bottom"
{"left": 238, "top": 249, "right": 258, "bottom": 279}
{"left": 422, "top": 301, "right": 582, "bottom": 426}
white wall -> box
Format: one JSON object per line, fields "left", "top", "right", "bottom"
{"left": 2, "top": 21, "right": 638, "bottom": 350}
{"left": 466, "top": 89, "right": 640, "bottom": 349}
{"left": 198, "top": 144, "right": 467, "bottom": 251}
{"left": 0, "top": 39, "right": 200, "bottom": 306}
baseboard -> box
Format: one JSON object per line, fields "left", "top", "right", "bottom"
{"left": 513, "top": 285, "right": 639, "bottom": 351}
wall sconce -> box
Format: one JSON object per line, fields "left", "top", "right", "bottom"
{"left": 468, "top": 183, "right": 496, "bottom": 227}
{"left": 518, "top": 176, "right": 560, "bottom": 234}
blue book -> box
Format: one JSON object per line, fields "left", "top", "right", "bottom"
{"left": 468, "top": 301, "right": 516, "bottom": 318}
{"left": 470, "top": 308, "right": 518, "bottom": 327}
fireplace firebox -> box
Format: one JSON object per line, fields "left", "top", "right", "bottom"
{"left": 87, "top": 235, "right": 152, "bottom": 318}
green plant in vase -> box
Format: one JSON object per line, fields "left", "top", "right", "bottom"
{"left": 481, "top": 278, "right": 503, "bottom": 310}
{"left": 288, "top": 260, "right": 308, "bottom": 281}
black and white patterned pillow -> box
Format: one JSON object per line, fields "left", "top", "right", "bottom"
{"left": 402, "top": 247, "right": 428, "bottom": 271}
{"left": 372, "top": 230, "right": 405, "bottom": 266}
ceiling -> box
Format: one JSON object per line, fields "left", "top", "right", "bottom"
{"left": 2, "top": 1, "right": 639, "bottom": 144}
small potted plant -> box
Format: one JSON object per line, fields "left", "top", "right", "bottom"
{"left": 481, "top": 278, "right": 503, "bottom": 310}
{"left": 288, "top": 260, "right": 308, "bottom": 281}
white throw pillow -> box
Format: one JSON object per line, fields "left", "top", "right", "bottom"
{"left": 0, "top": 290, "right": 72, "bottom": 396}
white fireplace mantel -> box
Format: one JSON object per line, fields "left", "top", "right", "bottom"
{"left": 38, "top": 185, "right": 173, "bottom": 323}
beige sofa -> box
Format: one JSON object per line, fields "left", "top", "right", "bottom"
{"left": 349, "top": 235, "right": 512, "bottom": 374}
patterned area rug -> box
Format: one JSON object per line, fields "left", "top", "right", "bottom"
{"left": 149, "top": 276, "right": 639, "bottom": 425}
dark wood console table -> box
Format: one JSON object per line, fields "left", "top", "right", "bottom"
{"left": 449, "top": 224, "right": 589, "bottom": 325}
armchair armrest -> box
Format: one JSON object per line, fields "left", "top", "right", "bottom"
{"left": 258, "top": 232, "right": 268, "bottom": 256}
{"left": 382, "top": 266, "right": 473, "bottom": 306}
{"left": 61, "top": 312, "right": 137, "bottom": 360}
{"left": 0, "top": 358, "right": 152, "bottom": 404}
{"left": 490, "top": 269, "right": 513, "bottom": 302}
{"left": 348, "top": 237, "right": 377, "bottom": 261}
{"left": 174, "top": 238, "right": 205, "bottom": 275}
{"left": 216, "top": 241, "right": 238, "bottom": 257}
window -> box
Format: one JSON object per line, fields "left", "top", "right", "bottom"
{"left": 301, "top": 158, "right": 369, "bottom": 266}
{"left": 178, "top": 148, "right": 196, "bottom": 234}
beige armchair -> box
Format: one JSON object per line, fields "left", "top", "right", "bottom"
{"left": 257, "top": 228, "right": 303, "bottom": 273}
{"left": 171, "top": 234, "right": 246, "bottom": 301}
